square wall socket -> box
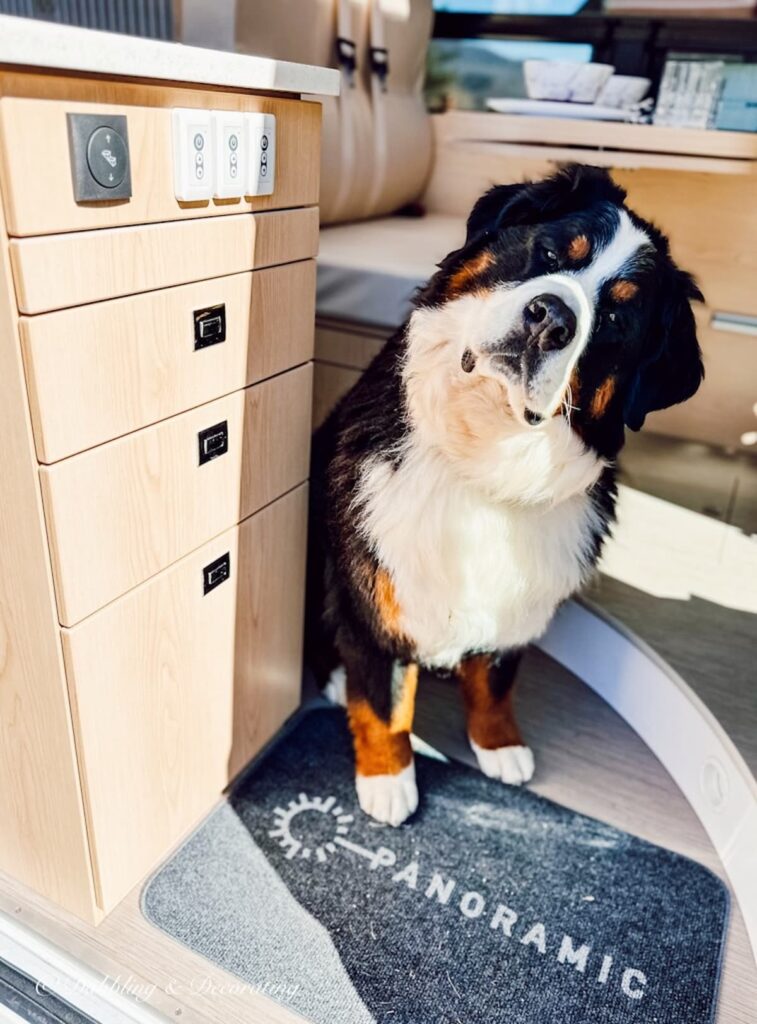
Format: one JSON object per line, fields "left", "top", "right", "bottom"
{"left": 246, "top": 113, "right": 276, "bottom": 197}
{"left": 211, "top": 110, "right": 247, "bottom": 200}
{"left": 172, "top": 108, "right": 213, "bottom": 202}
{"left": 172, "top": 109, "right": 276, "bottom": 201}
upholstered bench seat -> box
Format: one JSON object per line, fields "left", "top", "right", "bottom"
{"left": 317, "top": 213, "right": 464, "bottom": 330}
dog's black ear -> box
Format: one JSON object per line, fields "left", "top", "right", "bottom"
{"left": 465, "top": 164, "right": 626, "bottom": 245}
{"left": 623, "top": 270, "right": 704, "bottom": 432}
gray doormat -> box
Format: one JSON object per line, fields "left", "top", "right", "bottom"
{"left": 143, "top": 707, "right": 728, "bottom": 1024}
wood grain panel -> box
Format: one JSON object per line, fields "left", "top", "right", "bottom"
{"left": 612, "top": 169, "right": 757, "bottom": 318}
{"left": 312, "top": 361, "right": 362, "bottom": 429}
{"left": 0, "top": 93, "right": 320, "bottom": 236}
{"left": 41, "top": 363, "right": 313, "bottom": 626}
{"left": 22, "top": 259, "right": 316, "bottom": 463}
{"left": 10, "top": 205, "right": 319, "bottom": 313}
{"left": 61, "top": 484, "right": 308, "bottom": 911}
{"left": 315, "top": 319, "right": 386, "bottom": 370}
{"left": 0, "top": 159, "right": 97, "bottom": 921}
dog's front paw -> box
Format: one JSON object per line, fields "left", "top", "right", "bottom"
{"left": 470, "top": 740, "right": 535, "bottom": 786}
{"left": 355, "top": 763, "right": 418, "bottom": 826}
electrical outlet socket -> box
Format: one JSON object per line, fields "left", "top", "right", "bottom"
{"left": 172, "top": 108, "right": 213, "bottom": 202}
{"left": 211, "top": 110, "right": 248, "bottom": 200}
{"left": 246, "top": 113, "right": 276, "bottom": 197}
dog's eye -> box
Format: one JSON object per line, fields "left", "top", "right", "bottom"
{"left": 541, "top": 247, "right": 559, "bottom": 270}
{"left": 607, "top": 311, "right": 618, "bottom": 324}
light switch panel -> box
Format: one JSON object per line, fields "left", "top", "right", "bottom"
{"left": 246, "top": 113, "right": 276, "bottom": 197}
{"left": 211, "top": 111, "right": 247, "bottom": 199}
{"left": 172, "top": 108, "right": 213, "bottom": 201}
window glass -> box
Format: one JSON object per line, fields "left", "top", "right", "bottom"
{"left": 427, "top": 38, "right": 594, "bottom": 111}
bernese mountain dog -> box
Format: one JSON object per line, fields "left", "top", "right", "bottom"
{"left": 306, "top": 164, "right": 704, "bottom": 827}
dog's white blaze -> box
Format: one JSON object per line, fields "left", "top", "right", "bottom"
{"left": 572, "top": 210, "right": 651, "bottom": 297}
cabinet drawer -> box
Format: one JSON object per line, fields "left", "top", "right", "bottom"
{"left": 0, "top": 94, "right": 320, "bottom": 237}
{"left": 22, "top": 259, "right": 316, "bottom": 463}
{"left": 10, "top": 205, "right": 319, "bottom": 314}
{"left": 61, "top": 483, "right": 308, "bottom": 912}
{"left": 41, "top": 363, "right": 312, "bottom": 626}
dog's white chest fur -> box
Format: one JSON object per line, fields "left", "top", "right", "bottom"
{"left": 357, "top": 425, "right": 602, "bottom": 669}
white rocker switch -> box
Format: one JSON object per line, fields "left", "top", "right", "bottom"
{"left": 246, "top": 113, "right": 276, "bottom": 197}
{"left": 172, "top": 108, "right": 213, "bottom": 202}
{"left": 211, "top": 110, "right": 247, "bottom": 199}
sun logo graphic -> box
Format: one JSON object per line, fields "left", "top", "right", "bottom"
{"left": 268, "top": 793, "right": 397, "bottom": 870}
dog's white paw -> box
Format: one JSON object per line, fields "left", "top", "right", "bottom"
{"left": 355, "top": 763, "right": 418, "bottom": 827}
{"left": 470, "top": 740, "right": 535, "bottom": 786}
{"left": 323, "top": 666, "right": 347, "bottom": 707}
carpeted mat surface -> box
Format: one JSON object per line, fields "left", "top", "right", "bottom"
{"left": 143, "top": 707, "right": 728, "bottom": 1024}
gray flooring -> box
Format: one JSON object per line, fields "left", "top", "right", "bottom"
{"left": 618, "top": 432, "right": 757, "bottom": 534}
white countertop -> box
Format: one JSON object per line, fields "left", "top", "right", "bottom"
{"left": 0, "top": 14, "right": 340, "bottom": 97}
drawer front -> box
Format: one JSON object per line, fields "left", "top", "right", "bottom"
{"left": 647, "top": 307, "right": 757, "bottom": 449}
{"left": 22, "top": 259, "right": 316, "bottom": 463}
{"left": 0, "top": 95, "right": 320, "bottom": 237}
{"left": 10, "top": 205, "right": 319, "bottom": 314}
{"left": 41, "top": 363, "right": 313, "bottom": 626}
{"left": 61, "top": 483, "right": 308, "bottom": 911}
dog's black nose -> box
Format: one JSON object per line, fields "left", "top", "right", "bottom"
{"left": 523, "top": 294, "right": 577, "bottom": 352}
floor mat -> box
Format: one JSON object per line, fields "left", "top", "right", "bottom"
{"left": 142, "top": 707, "right": 728, "bottom": 1024}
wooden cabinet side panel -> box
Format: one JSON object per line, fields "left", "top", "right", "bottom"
{"left": 0, "top": 197, "right": 96, "bottom": 920}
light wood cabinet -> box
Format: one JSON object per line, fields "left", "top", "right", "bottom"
{"left": 21, "top": 259, "right": 316, "bottom": 463}
{"left": 62, "top": 484, "right": 308, "bottom": 912}
{"left": 0, "top": 65, "right": 322, "bottom": 922}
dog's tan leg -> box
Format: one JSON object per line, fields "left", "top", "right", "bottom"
{"left": 457, "top": 652, "right": 534, "bottom": 785}
{"left": 344, "top": 658, "right": 419, "bottom": 826}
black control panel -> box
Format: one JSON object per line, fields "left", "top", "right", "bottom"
{"left": 67, "top": 113, "right": 132, "bottom": 202}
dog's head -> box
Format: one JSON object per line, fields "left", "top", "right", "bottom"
{"left": 410, "top": 165, "right": 703, "bottom": 454}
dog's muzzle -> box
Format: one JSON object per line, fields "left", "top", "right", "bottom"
{"left": 484, "top": 276, "right": 593, "bottom": 425}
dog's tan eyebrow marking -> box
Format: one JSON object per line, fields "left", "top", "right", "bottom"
{"left": 447, "top": 249, "right": 495, "bottom": 297}
{"left": 568, "top": 235, "right": 591, "bottom": 261}
{"left": 610, "top": 280, "right": 639, "bottom": 302}
{"left": 590, "top": 375, "right": 616, "bottom": 419}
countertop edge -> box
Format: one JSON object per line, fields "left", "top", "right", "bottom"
{"left": 0, "top": 14, "right": 340, "bottom": 97}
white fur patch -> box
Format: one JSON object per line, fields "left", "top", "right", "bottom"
{"left": 573, "top": 210, "right": 651, "bottom": 297}
{"left": 470, "top": 740, "right": 535, "bottom": 786}
{"left": 324, "top": 666, "right": 347, "bottom": 707}
{"left": 356, "top": 429, "right": 602, "bottom": 668}
{"left": 355, "top": 762, "right": 418, "bottom": 826}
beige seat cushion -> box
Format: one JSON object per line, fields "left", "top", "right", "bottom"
{"left": 317, "top": 213, "right": 464, "bottom": 328}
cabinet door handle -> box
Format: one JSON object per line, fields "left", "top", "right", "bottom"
{"left": 194, "top": 303, "right": 226, "bottom": 350}
{"left": 711, "top": 312, "right": 757, "bottom": 337}
{"left": 203, "top": 552, "right": 231, "bottom": 595}
{"left": 197, "top": 421, "right": 228, "bottom": 465}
